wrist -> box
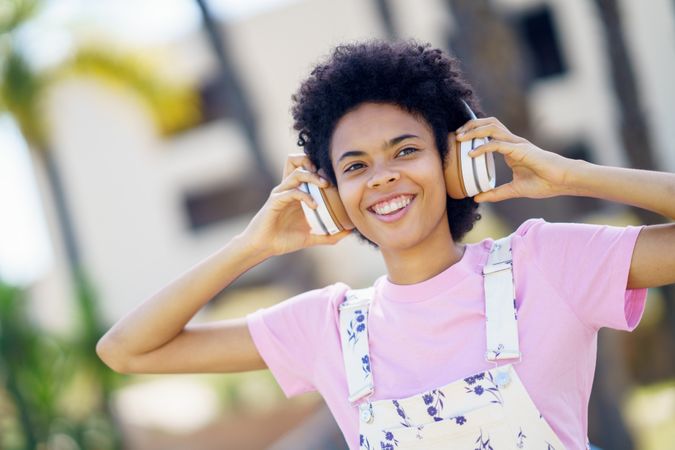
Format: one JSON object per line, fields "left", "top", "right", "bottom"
{"left": 560, "top": 158, "right": 593, "bottom": 197}
{"left": 230, "top": 231, "right": 275, "bottom": 265}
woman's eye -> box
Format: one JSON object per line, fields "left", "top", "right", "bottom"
{"left": 344, "top": 162, "right": 365, "bottom": 173}
{"left": 397, "top": 147, "right": 418, "bottom": 157}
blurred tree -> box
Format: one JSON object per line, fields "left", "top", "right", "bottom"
{"left": 0, "top": 279, "right": 122, "bottom": 450}
{"left": 193, "top": 0, "right": 319, "bottom": 295}
{"left": 0, "top": 0, "right": 199, "bottom": 448}
{"left": 194, "top": 0, "right": 275, "bottom": 188}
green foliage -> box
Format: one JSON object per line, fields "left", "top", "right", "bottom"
{"left": 0, "top": 0, "right": 201, "bottom": 147}
{"left": 58, "top": 48, "right": 201, "bottom": 135}
{"left": 0, "top": 275, "right": 123, "bottom": 450}
{"left": 0, "top": 0, "right": 39, "bottom": 35}
{"left": 0, "top": 50, "right": 46, "bottom": 145}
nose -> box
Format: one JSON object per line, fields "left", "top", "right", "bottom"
{"left": 367, "top": 165, "right": 400, "bottom": 189}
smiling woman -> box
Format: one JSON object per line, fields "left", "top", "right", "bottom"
{"left": 97, "top": 39, "right": 675, "bottom": 450}
{"left": 328, "top": 102, "right": 460, "bottom": 283}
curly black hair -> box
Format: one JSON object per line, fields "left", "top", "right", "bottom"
{"left": 291, "top": 39, "right": 482, "bottom": 243}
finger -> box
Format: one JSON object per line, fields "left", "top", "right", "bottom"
{"left": 466, "top": 140, "right": 525, "bottom": 159}
{"left": 307, "top": 229, "right": 352, "bottom": 246}
{"left": 283, "top": 153, "right": 316, "bottom": 179}
{"left": 456, "top": 117, "right": 498, "bottom": 134}
{"left": 473, "top": 182, "right": 519, "bottom": 203}
{"left": 273, "top": 167, "right": 329, "bottom": 193}
{"left": 456, "top": 123, "right": 524, "bottom": 143}
{"left": 270, "top": 188, "right": 317, "bottom": 209}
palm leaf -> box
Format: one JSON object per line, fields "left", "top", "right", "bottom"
{"left": 54, "top": 46, "right": 201, "bottom": 135}
{"left": 0, "top": 0, "right": 40, "bottom": 35}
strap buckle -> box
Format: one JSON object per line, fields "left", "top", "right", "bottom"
{"left": 482, "top": 260, "right": 512, "bottom": 275}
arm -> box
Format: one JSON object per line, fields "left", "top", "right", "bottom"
{"left": 563, "top": 162, "right": 675, "bottom": 289}
{"left": 96, "top": 154, "right": 349, "bottom": 374}
{"left": 96, "top": 237, "right": 270, "bottom": 374}
{"left": 455, "top": 117, "right": 675, "bottom": 290}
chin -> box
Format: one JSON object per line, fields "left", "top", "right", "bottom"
{"left": 371, "top": 230, "right": 427, "bottom": 252}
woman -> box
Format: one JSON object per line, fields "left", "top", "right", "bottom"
{"left": 97, "top": 40, "right": 675, "bottom": 449}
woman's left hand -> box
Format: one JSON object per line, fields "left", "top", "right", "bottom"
{"left": 456, "top": 117, "right": 576, "bottom": 203}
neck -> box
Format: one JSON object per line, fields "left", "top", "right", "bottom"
{"left": 381, "top": 225, "right": 466, "bottom": 285}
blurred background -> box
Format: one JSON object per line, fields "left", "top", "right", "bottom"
{"left": 0, "top": 0, "right": 674, "bottom": 449}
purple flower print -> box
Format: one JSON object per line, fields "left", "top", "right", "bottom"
{"left": 484, "top": 372, "right": 505, "bottom": 405}
{"left": 391, "top": 400, "right": 417, "bottom": 429}
{"left": 455, "top": 415, "right": 467, "bottom": 425}
{"left": 360, "top": 433, "right": 372, "bottom": 450}
{"left": 464, "top": 372, "right": 504, "bottom": 405}
{"left": 380, "top": 443, "right": 394, "bottom": 450}
{"left": 474, "top": 429, "right": 494, "bottom": 450}
{"left": 347, "top": 309, "right": 368, "bottom": 348}
{"left": 422, "top": 389, "right": 446, "bottom": 422}
{"left": 490, "top": 343, "right": 505, "bottom": 359}
{"left": 361, "top": 354, "right": 371, "bottom": 376}
{"left": 516, "top": 428, "right": 527, "bottom": 448}
{"left": 381, "top": 430, "right": 399, "bottom": 447}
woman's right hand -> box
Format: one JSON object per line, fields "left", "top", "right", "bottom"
{"left": 241, "top": 153, "right": 352, "bottom": 256}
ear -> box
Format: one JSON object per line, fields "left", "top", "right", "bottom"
{"left": 444, "top": 132, "right": 467, "bottom": 199}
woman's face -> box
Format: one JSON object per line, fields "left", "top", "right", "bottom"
{"left": 329, "top": 102, "right": 450, "bottom": 251}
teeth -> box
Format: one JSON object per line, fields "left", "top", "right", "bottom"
{"left": 372, "top": 195, "right": 412, "bottom": 215}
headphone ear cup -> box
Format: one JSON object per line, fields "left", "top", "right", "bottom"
{"left": 321, "top": 186, "right": 354, "bottom": 231}
{"left": 445, "top": 133, "right": 468, "bottom": 199}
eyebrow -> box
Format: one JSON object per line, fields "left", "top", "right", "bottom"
{"left": 336, "top": 134, "right": 420, "bottom": 163}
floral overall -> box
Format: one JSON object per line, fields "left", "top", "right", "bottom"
{"left": 338, "top": 235, "right": 567, "bottom": 449}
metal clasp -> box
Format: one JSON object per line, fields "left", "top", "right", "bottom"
{"left": 482, "top": 260, "right": 512, "bottom": 275}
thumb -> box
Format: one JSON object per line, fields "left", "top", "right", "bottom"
{"left": 308, "top": 229, "right": 352, "bottom": 246}
{"left": 474, "top": 183, "right": 518, "bottom": 203}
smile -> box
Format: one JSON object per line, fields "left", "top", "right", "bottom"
{"left": 368, "top": 194, "right": 415, "bottom": 216}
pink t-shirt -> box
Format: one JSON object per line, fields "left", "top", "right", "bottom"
{"left": 246, "top": 218, "right": 647, "bottom": 449}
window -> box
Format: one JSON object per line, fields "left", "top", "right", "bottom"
{"left": 184, "top": 175, "right": 268, "bottom": 230}
{"left": 198, "top": 76, "right": 233, "bottom": 124}
{"left": 516, "top": 6, "right": 567, "bottom": 80}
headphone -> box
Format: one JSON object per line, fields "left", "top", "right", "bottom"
{"left": 299, "top": 100, "right": 496, "bottom": 235}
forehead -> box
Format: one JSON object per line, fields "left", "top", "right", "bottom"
{"left": 329, "top": 103, "right": 433, "bottom": 159}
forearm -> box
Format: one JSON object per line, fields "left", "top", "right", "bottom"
{"left": 563, "top": 159, "right": 675, "bottom": 220}
{"left": 97, "top": 234, "right": 272, "bottom": 358}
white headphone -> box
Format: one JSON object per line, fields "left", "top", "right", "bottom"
{"left": 456, "top": 100, "right": 496, "bottom": 197}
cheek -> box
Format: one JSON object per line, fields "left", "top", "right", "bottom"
{"left": 336, "top": 182, "right": 361, "bottom": 217}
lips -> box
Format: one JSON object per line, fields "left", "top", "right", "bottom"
{"left": 368, "top": 194, "right": 415, "bottom": 215}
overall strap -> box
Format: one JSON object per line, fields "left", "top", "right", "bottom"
{"left": 338, "top": 287, "right": 375, "bottom": 404}
{"left": 483, "top": 234, "right": 521, "bottom": 362}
